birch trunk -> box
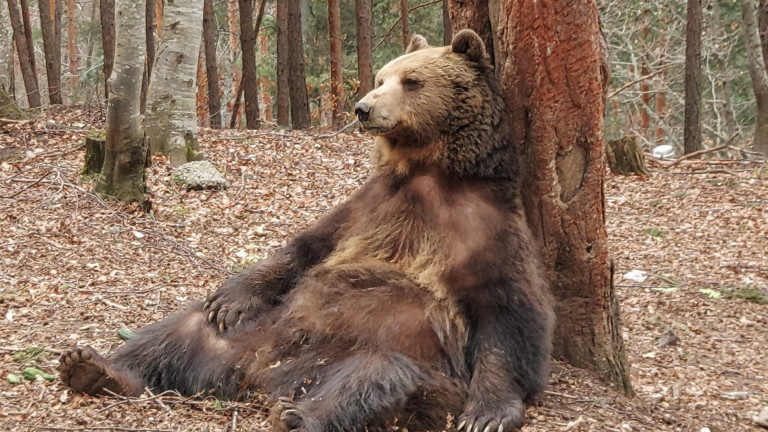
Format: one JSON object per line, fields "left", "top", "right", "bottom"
{"left": 94, "top": 0, "right": 148, "bottom": 208}
{"left": 144, "top": 0, "right": 204, "bottom": 166}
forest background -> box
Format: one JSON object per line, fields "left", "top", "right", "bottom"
{"left": 1, "top": 0, "right": 767, "bottom": 155}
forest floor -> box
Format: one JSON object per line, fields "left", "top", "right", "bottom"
{"left": 1, "top": 106, "right": 767, "bottom": 432}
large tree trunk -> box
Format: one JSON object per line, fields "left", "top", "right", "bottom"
{"left": 684, "top": 0, "right": 702, "bottom": 154}
{"left": 328, "top": 0, "right": 343, "bottom": 128}
{"left": 100, "top": 0, "right": 115, "bottom": 100}
{"left": 760, "top": 0, "right": 767, "bottom": 71}
{"left": 450, "top": 0, "right": 632, "bottom": 393}
{"left": 7, "top": 0, "right": 41, "bottom": 107}
{"left": 144, "top": 0, "right": 204, "bottom": 166}
{"left": 447, "top": 0, "right": 494, "bottom": 65}
{"left": 66, "top": 0, "right": 78, "bottom": 101}
{"left": 238, "top": 0, "right": 260, "bottom": 129}
{"left": 39, "top": 0, "right": 63, "bottom": 104}
{"left": 202, "top": 0, "right": 221, "bottom": 129}
{"left": 355, "top": 0, "right": 373, "bottom": 98}
{"left": 286, "top": 0, "right": 310, "bottom": 129}
{"left": 276, "top": 0, "right": 290, "bottom": 127}
{"left": 741, "top": 0, "right": 768, "bottom": 156}
{"left": 95, "top": 0, "right": 148, "bottom": 208}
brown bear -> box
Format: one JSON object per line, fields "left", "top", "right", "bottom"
{"left": 59, "top": 29, "right": 554, "bottom": 432}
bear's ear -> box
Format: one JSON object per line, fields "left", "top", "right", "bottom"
{"left": 406, "top": 35, "right": 430, "bottom": 53}
{"left": 451, "top": 29, "right": 486, "bottom": 62}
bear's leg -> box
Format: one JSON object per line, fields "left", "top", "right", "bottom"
{"left": 59, "top": 346, "right": 144, "bottom": 396}
{"left": 60, "top": 303, "right": 247, "bottom": 398}
{"left": 269, "top": 351, "right": 462, "bottom": 432}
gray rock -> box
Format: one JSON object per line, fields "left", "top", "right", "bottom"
{"left": 755, "top": 406, "right": 768, "bottom": 429}
{"left": 171, "top": 161, "right": 230, "bottom": 191}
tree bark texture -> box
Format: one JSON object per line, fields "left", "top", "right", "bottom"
{"left": 226, "top": 0, "right": 241, "bottom": 128}
{"left": 95, "top": 0, "right": 148, "bottom": 208}
{"left": 276, "top": 0, "right": 290, "bottom": 127}
{"left": 0, "top": 2, "right": 12, "bottom": 91}
{"left": 7, "top": 0, "right": 41, "bottom": 107}
{"left": 286, "top": 0, "right": 310, "bottom": 129}
{"left": 451, "top": 0, "right": 633, "bottom": 393}
{"left": 202, "top": 0, "right": 221, "bottom": 128}
{"left": 140, "top": 0, "right": 156, "bottom": 112}
{"left": 400, "top": 0, "right": 409, "bottom": 49}
{"left": 19, "top": 0, "right": 36, "bottom": 75}
{"left": 238, "top": 0, "right": 260, "bottom": 129}
{"left": 144, "top": 0, "right": 204, "bottom": 166}
{"left": 760, "top": 0, "right": 767, "bottom": 71}
{"left": 39, "top": 0, "right": 63, "bottom": 104}
{"left": 684, "top": 0, "right": 702, "bottom": 154}
{"left": 355, "top": 0, "right": 373, "bottom": 98}
{"left": 741, "top": 0, "right": 768, "bottom": 156}
{"left": 328, "top": 0, "right": 343, "bottom": 128}
{"left": 100, "top": 0, "right": 115, "bottom": 100}
{"left": 443, "top": 0, "right": 452, "bottom": 45}
{"left": 66, "top": 0, "right": 79, "bottom": 100}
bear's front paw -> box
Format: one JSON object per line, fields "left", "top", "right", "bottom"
{"left": 203, "top": 289, "right": 265, "bottom": 332}
{"left": 457, "top": 396, "right": 525, "bottom": 432}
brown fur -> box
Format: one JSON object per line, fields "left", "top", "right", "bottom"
{"left": 59, "top": 29, "right": 554, "bottom": 432}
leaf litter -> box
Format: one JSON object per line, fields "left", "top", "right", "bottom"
{"left": 1, "top": 106, "right": 766, "bottom": 431}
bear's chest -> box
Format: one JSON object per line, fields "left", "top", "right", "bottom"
{"left": 328, "top": 174, "right": 505, "bottom": 295}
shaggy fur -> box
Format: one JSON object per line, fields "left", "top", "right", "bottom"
{"left": 59, "top": 29, "right": 554, "bottom": 432}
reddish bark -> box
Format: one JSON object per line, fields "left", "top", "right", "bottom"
{"left": 328, "top": 0, "right": 343, "bottom": 128}
{"left": 276, "top": 0, "right": 290, "bottom": 127}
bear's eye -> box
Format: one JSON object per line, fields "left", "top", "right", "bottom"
{"left": 402, "top": 77, "right": 422, "bottom": 90}
{"left": 376, "top": 79, "right": 384, "bottom": 87}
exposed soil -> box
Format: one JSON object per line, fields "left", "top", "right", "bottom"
{"left": 1, "top": 107, "right": 766, "bottom": 432}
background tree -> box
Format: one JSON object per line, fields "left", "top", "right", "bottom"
{"left": 286, "top": 0, "right": 310, "bottom": 129}
{"left": 39, "top": 0, "right": 63, "bottom": 104}
{"left": 95, "top": 0, "right": 148, "bottom": 208}
{"left": 139, "top": 0, "right": 157, "bottom": 112}
{"left": 202, "top": 0, "right": 221, "bottom": 128}
{"left": 328, "top": 0, "right": 343, "bottom": 128}
{"left": 0, "top": 3, "right": 11, "bottom": 92}
{"left": 761, "top": 0, "right": 768, "bottom": 68}
{"left": 741, "top": 0, "right": 768, "bottom": 155}
{"left": 7, "top": 0, "right": 41, "bottom": 107}
{"left": 65, "top": 0, "right": 78, "bottom": 100}
{"left": 448, "top": 0, "right": 632, "bottom": 392}
{"left": 355, "top": 0, "right": 373, "bottom": 98}
{"left": 100, "top": 0, "right": 114, "bottom": 99}
{"left": 238, "top": 0, "right": 260, "bottom": 129}
{"left": 144, "top": 0, "right": 204, "bottom": 166}
{"left": 400, "top": 0, "right": 409, "bottom": 49}
{"left": 276, "top": 0, "right": 290, "bottom": 127}
{"left": 684, "top": 0, "right": 702, "bottom": 154}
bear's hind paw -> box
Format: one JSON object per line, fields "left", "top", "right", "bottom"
{"left": 58, "top": 346, "right": 135, "bottom": 396}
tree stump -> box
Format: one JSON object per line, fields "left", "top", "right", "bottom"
{"left": 83, "top": 130, "right": 106, "bottom": 176}
{"left": 606, "top": 136, "right": 649, "bottom": 176}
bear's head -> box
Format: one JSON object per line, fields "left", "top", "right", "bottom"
{"left": 355, "top": 29, "right": 515, "bottom": 182}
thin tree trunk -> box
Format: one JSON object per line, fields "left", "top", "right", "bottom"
{"left": 7, "top": 0, "right": 41, "bottom": 107}
{"left": 400, "top": 0, "right": 409, "bottom": 49}
{"left": 196, "top": 41, "right": 208, "bottom": 127}
{"left": 286, "top": 0, "right": 310, "bottom": 129}
{"left": 100, "top": 0, "right": 115, "bottom": 100}
{"left": 328, "top": 0, "right": 343, "bottom": 128}
{"left": 684, "top": 0, "right": 702, "bottom": 154}
{"left": 276, "top": 0, "right": 290, "bottom": 127}
{"left": 443, "top": 0, "right": 451, "bottom": 45}
{"left": 741, "top": 0, "right": 768, "bottom": 156}
{"left": 202, "top": 0, "right": 221, "bottom": 128}
{"left": 258, "top": 33, "right": 272, "bottom": 122}
{"left": 95, "top": 0, "right": 148, "bottom": 208}
{"left": 227, "top": 0, "right": 241, "bottom": 128}
{"left": 238, "top": 0, "right": 260, "bottom": 129}
{"left": 19, "top": 0, "right": 35, "bottom": 74}
{"left": 39, "top": 0, "right": 63, "bottom": 104}
{"left": 655, "top": 64, "right": 667, "bottom": 144}
{"left": 498, "top": 0, "right": 632, "bottom": 393}
{"left": 144, "top": 0, "right": 204, "bottom": 166}
{"left": 355, "top": 0, "right": 372, "bottom": 98}
{"left": 66, "top": 0, "right": 78, "bottom": 100}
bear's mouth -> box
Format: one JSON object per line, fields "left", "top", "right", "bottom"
{"left": 360, "top": 122, "right": 400, "bottom": 136}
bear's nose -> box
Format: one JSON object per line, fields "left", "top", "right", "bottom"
{"left": 354, "top": 102, "right": 372, "bottom": 122}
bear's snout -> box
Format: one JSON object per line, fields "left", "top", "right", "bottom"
{"left": 354, "top": 102, "right": 372, "bottom": 122}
